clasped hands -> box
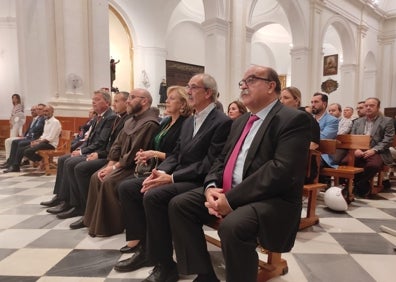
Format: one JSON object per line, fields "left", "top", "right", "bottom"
{"left": 204, "top": 188, "right": 232, "bottom": 218}
{"left": 97, "top": 163, "right": 115, "bottom": 182}
{"left": 355, "top": 149, "right": 376, "bottom": 159}
{"left": 141, "top": 169, "right": 172, "bottom": 193}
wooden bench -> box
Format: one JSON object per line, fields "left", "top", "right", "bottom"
{"left": 300, "top": 149, "right": 327, "bottom": 230}
{"left": 319, "top": 135, "right": 371, "bottom": 203}
{"left": 370, "top": 135, "right": 396, "bottom": 194}
{"left": 36, "top": 130, "right": 72, "bottom": 175}
{"left": 204, "top": 149, "right": 322, "bottom": 281}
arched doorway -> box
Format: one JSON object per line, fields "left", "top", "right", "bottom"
{"left": 109, "top": 5, "right": 134, "bottom": 92}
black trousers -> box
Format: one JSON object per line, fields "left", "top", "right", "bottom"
{"left": 169, "top": 187, "right": 261, "bottom": 282}
{"left": 71, "top": 158, "right": 108, "bottom": 211}
{"left": 24, "top": 142, "right": 54, "bottom": 162}
{"left": 8, "top": 139, "right": 31, "bottom": 167}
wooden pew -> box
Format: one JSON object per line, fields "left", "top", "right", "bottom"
{"left": 319, "top": 135, "right": 371, "bottom": 203}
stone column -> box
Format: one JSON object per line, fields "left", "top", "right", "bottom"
{"left": 133, "top": 45, "right": 167, "bottom": 105}
{"left": 15, "top": 0, "right": 110, "bottom": 117}
{"left": 202, "top": 18, "right": 229, "bottom": 104}
{"left": 290, "top": 46, "right": 311, "bottom": 103}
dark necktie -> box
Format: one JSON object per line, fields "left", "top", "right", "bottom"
{"left": 95, "top": 115, "right": 103, "bottom": 129}
{"left": 30, "top": 118, "right": 38, "bottom": 128}
{"left": 222, "top": 115, "right": 259, "bottom": 192}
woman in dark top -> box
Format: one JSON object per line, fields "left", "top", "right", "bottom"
{"left": 117, "top": 86, "right": 192, "bottom": 250}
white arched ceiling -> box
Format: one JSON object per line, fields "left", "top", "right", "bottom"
{"left": 362, "top": 51, "right": 377, "bottom": 99}
{"left": 322, "top": 16, "right": 356, "bottom": 65}
{"left": 109, "top": 4, "right": 134, "bottom": 91}
{"left": 323, "top": 25, "right": 342, "bottom": 58}
{"left": 248, "top": 0, "right": 292, "bottom": 75}
{"left": 202, "top": 0, "right": 226, "bottom": 20}
{"left": 251, "top": 41, "right": 276, "bottom": 68}
{"left": 363, "top": 51, "right": 376, "bottom": 71}
{"left": 251, "top": 24, "right": 291, "bottom": 73}
{"left": 165, "top": 21, "right": 205, "bottom": 65}
{"left": 277, "top": 0, "right": 307, "bottom": 48}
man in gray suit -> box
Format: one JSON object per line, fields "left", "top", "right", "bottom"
{"left": 113, "top": 73, "right": 232, "bottom": 282}
{"left": 169, "top": 65, "right": 311, "bottom": 282}
{"left": 351, "top": 97, "right": 394, "bottom": 196}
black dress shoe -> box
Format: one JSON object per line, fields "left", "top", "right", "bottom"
{"left": 70, "top": 217, "right": 86, "bottom": 229}
{"left": 193, "top": 273, "right": 220, "bottom": 282}
{"left": 142, "top": 261, "right": 178, "bottom": 282}
{"left": 47, "top": 202, "right": 70, "bottom": 214}
{"left": 120, "top": 244, "right": 140, "bottom": 253}
{"left": 56, "top": 207, "right": 82, "bottom": 219}
{"left": 40, "top": 195, "right": 60, "bottom": 207}
{"left": 3, "top": 165, "right": 20, "bottom": 173}
{"left": 114, "top": 244, "right": 152, "bottom": 272}
{"left": 0, "top": 163, "right": 9, "bottom": 169}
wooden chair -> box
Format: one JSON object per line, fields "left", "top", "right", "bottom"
{"left": 36, "top": 130, "right": 72, "bottom": 175}
{"left": 370, "top": 135, "right": 396, "bottom": 194}
{"left": 319, "top": 135, "right": 371, "bottom": 202}
{"left": 204, "top": 149, "right": 321, "bottom": 281}
{"left": 205, "top": 220, "right": 288, "bottom": 282}
{"left": 0, "top": 125, "right": 9, "bottom": 151}
{"left": 299, "top": 149, "right": 327, "bottom": 230}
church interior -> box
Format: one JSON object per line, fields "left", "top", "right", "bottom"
{"left": 0, "top": 0, "right": 395, "bottom": 281}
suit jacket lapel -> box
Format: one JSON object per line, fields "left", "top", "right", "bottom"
{"left": 371, "top": 116, "right": 382, "bottom": 138}
{"left": 243, "top": 102, "right": 282, "bottom": 175}
{"left": 181, "top": 116, "right": 194, "bottom": 146}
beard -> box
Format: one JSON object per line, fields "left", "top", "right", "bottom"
{"left": 129, "top": 102, "right": 143, "bottom": 115}
{"left": 311, "top": 107, "right": 319, "bottom": 115}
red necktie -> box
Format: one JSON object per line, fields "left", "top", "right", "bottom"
{"left": 222, "top": 115, "right": 259, "bottom": 192}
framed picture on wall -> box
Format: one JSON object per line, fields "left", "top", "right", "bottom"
{"left": 323, "top": 54, "right": 338, "bottom": 76}
{"left": 166, "top": 60, "right": 205, "bottom": 86}
{"left": 278, "top": 75, "right": 286, "bottom": 89}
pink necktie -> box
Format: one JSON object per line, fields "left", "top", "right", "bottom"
{"left": 222, "top": 115, "right": 259, "bottom": 192}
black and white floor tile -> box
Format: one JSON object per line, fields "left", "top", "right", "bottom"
{"left": 0, "top": 153, "right": 395, "bottom": 281}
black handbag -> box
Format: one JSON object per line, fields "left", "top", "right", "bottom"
{"left": 134, "top": 157, "right": 158, "bottom": 177}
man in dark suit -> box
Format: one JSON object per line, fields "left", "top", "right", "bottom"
{"left": 350, "top": 97, "right": 394, "bottom": 196}
{"left": 40, "top": 89, "right": 116, "bottom": 218}
{"left": 67, "top": 91, "right": 132, "bottom": 229}
{"left": 168, "top": 65, "right": 311, "bottom": 282}
{"left": 1, "top": 104, "right": 46, "bottom": 171}
{"left": 113, "top": 73, "right": 232, "bottom": 282}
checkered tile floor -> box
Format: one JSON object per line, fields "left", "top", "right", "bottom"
{"left": 0, "top": 153, "right": 395, "bottom": 281}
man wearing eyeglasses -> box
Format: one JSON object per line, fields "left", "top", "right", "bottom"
{"left": 168, "top": 65, "right": 311, "bottom": 282}
{"left": 113, "top": 73, "right": 232, "bottom": 282}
